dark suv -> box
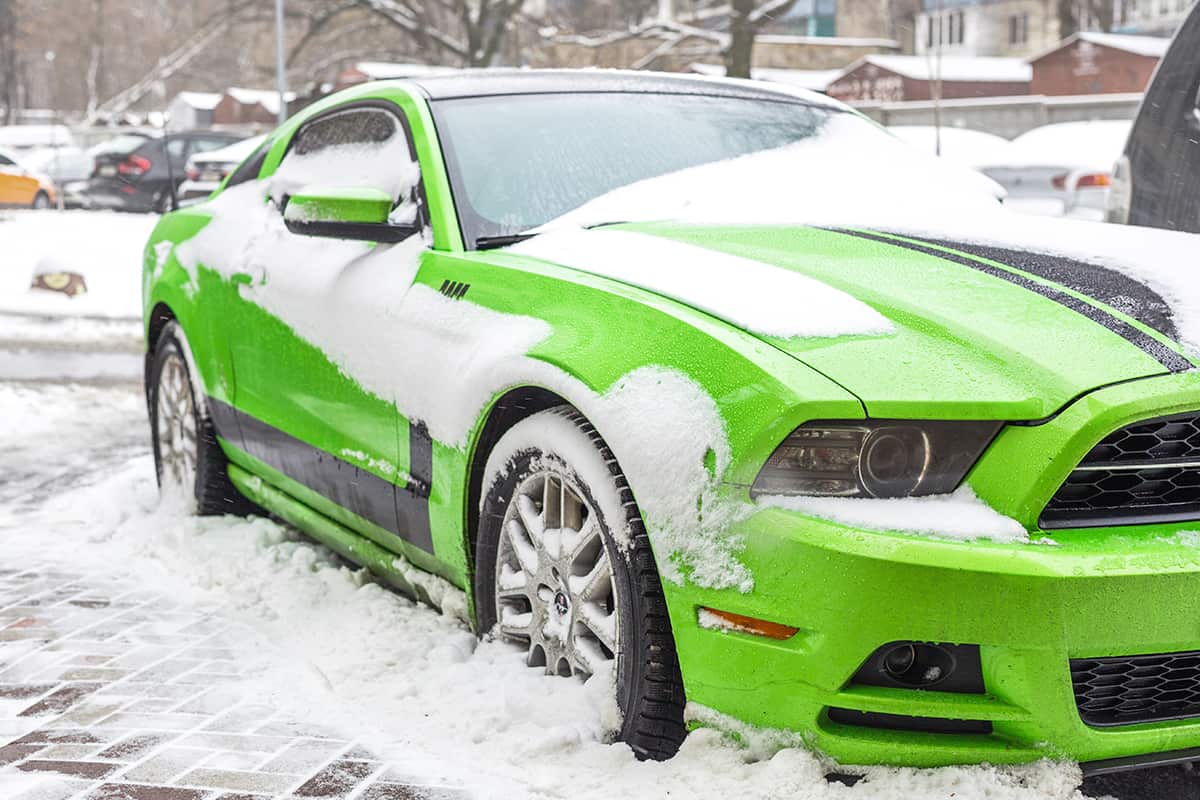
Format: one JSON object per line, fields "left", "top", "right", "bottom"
{"left": 1107, "top": 5, "right": 1200, "bottom": 232}
{"left": 84, "top": 131, "right": 242, "bottom": 213}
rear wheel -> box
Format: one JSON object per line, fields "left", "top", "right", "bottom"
{"left": 475, "top": 406, "right": 687, "bottom": 760}
{"left": 31, "top": 191, "right": 49, "bottom": 210}
{"left": 148, "top": 321, "right": 256, "bottom": 515}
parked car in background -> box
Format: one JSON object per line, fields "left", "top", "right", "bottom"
{"left": 23, "top": 146, "right": 94, "bottom": 186}
{"left": 0, "top": 124, "right": 76, "bottom": 153}
{"left": 84, "top": 130, "right": 241, "bottom": 212}
{"left": 177, "top": 134, "right": 263, "bottom": 204}
{"left": 977, "top": 120, "right": 1131, "bottom": 219}
{"left": 1108, "top": 3, "right": 1200, "bottom": 232}
{"left": 0, "top": 146, "right": 56, "bottom": 208}
{"left": 889, "top": 125, "right": 1013, "bottom": 170}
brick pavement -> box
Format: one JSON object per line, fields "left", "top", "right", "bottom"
{"left": 0, "top": 567, "right": 467, "bottom": 800}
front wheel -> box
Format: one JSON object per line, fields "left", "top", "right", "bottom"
{"left": 148, "top": 321, "right": 257, "bottom": 515}
{"left": 31, "top": 191, "right": 50, "bottom": 209}
{"left": 475, "top": 406, "right": 687, "bottom": 760}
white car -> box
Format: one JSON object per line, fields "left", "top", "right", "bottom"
{"left": 888, "top": 125, "right": 1014, "bottom": 170}
{"left": 23, "top": 146, "right": 94, "bottom": 185}
{"left": 177, "top": 134, "right": 265, "bottom": 204}
{"left": 976, "top": 120, "right": 1131, "bottom": 220}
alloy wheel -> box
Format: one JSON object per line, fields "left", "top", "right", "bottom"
{"left": 155, "top": 351, "right": 198, "bottom": 501}
{"left": 494, "top": 470, "right": 620, "bottom": 678}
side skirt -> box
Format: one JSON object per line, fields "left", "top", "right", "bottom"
{"left": 228, "top": 462, "right": 453, "bottom": 613}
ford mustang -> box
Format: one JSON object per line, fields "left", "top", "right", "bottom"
{"left": 142, "top": 71, "right": 1200, "bottom": 775}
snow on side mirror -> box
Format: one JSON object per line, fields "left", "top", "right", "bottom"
{"left": 283, "top": 185, "right": 420, "bottom": 243}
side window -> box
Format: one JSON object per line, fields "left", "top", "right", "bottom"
{"left": 166, "top": 138, "right": 187, "bottom": 161}
{"left": 226, "top": 138, "right": 272, "bottom": 188}
{"left": 0, "top": 154, "right": 13, "bottom": 166}
{"left": 273, "top": 106, "right": 422, "bottom": 229}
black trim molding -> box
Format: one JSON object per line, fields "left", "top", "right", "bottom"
{"left": 208, "top": 397, "right": 433, "bottom": 553}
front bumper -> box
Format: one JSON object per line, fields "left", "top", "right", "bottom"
{"left": 667, "top": 370, "right": 1200, "bottom": 768}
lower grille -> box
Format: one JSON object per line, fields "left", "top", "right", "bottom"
{"left": 1041, "top": 412, "right": 1200, "bottom": 529}
{"left": 1071, "top": 650, "right": 1200, "bottom": 727}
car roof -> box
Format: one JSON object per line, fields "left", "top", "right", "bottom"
{"left": 403, "top": 68, "right": 840, "bottom": 108}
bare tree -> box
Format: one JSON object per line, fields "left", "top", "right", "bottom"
{"left": 0, "top": 0, "right": 17, "bottom": 123}
{"left": 348, "top": 0, "right": 527, "bottom": 67}
{"left": 1058, "top": 0, "right": 1115, "bottom": 37}
{"left": 724, "top": 0, "right": 802, "bottom": 78}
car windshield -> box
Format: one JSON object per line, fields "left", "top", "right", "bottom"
{"left": 431, "top": 92, "right": 861, "bottom": 246}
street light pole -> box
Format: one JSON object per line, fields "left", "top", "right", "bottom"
{"left": 273, "top": 0, "right": 287, "bottom": 125}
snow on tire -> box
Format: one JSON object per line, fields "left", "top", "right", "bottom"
{"left": 475, "top": 405, "right": 688, "bottom": 760}
{"left": 148, "top": 320, "right": 257, "bottom": 516}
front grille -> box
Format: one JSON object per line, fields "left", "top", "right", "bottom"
{"left": 1071, "top": 650, "right": 1200, "bottom": 727}
{"left": 1040, "top": 412, "right": 1200, "bottom": 529}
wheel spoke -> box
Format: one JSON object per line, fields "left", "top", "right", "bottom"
{"left": 577, "top": 605, "right": 618, "bottom": 653}
{"left": 569, "top": 546, "right": 612, "bottom": 604}
{"left": 499, "top": 609, "right": 533, "bottom": 639}
{"left": 504, "top": 518, "right": 540, "bottom": 576}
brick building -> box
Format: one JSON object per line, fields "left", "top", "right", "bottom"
{"left": 826, "top": 54, "right": 1031, "bottom": 101}
{"left": 1028, "top": 32, "right": 1170, "bottom": 95}
{"left": 211, "top": 88, "right": 294, "bottom": 127}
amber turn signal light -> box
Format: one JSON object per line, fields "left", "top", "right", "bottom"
{"left": 699, "top": 607, "right": 799, "bottom": 640}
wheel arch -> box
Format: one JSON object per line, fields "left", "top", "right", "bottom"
{"left": 144, "top": 302, "right": 178, "bottom": 402}
{"left": 463, "top": 385, "right": 576, "bottom": 583}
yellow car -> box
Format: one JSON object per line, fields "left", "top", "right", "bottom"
{"left": 0, "top": 147, "right": 56, "bottom": 208}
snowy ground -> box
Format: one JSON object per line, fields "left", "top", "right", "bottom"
{"left": 0, "top": 211, "right": 1194, "bottom": 799}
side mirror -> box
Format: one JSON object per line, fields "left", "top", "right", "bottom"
{"left": 283, "top": 185, "right": 419, "bottom": 243}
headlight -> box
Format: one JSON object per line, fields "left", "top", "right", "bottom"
{"left": 750, "top": 420, "right": 1002, "bottom": 499}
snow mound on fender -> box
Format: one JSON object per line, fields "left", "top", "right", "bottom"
{"left": 760, "top": 486, "right": 1029, "bottom": 544}
{"left": 509, "top": 229, "right": 894, "bottom": 339}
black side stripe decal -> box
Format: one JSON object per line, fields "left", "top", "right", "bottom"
{"left": 208, "top": 397, "right": 434, "bottom": 553}
{"left": 835, "top": 229, "right": 1193, "bottom": 374}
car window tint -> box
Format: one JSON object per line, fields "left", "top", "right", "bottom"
{"left": 225, "top": 138, "right": 272, "bottom": 188}
{"left": 0, "top": 154, "right": 13, "bottom": 166}
{"left": 290, "top": 108, "right": 397, "bottom": 157}
{"left": 166, "top": 138, "right": 187, "bottom": 159}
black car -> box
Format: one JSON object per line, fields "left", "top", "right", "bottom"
{"left": 1108, "top": 5, "right": 1200, "bottom": 232}
{"left": 84, "top": 131, "right": 242, "bottom": 213}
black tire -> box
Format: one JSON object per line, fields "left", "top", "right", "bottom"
{"left": 148, "top": 321, "right": 258, "bottom": 516}
{"left": 31, "top": 191, "right": 49, "bottom": 210}
{"left": 475, "top": 406, "right": 687, "bottom": 760}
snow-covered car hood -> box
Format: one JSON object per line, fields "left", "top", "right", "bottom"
{"left": 510, "top": 216, "right": 1197, "bottom": 421}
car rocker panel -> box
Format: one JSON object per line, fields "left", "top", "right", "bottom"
{"left": 141, "top": 74, "right": 1200, "bottom": 771}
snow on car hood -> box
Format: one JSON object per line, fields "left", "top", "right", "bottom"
{"left": 526, "top": 124, "right": 1198, "bottom": 418}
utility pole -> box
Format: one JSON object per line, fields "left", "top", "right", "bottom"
{"left": 273, "top": 0, "right": 287, "bottom": 125}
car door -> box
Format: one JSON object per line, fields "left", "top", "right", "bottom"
{"left": 0, "top": 153, "right": 36, "bottom": 205}
{"left": 228, "top": 102, "right": 433, "bottom": 553}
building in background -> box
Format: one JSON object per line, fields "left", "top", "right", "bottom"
{"left": 911, "top": 0, "right": 1183, "bottom": 59}
{"left": 1029, "top": 31, "right": 1170, "bottom": 93}
{"left": 826, "top": 53, "right": 1031, "bottom": 100}
{"left": 212, "top": 88, "right": 295, "bottom": 127}
{"left": 166, "top": 92, "right": 220, "bottom": 130}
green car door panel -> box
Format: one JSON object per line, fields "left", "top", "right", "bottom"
{"left": 142, "top": 72, "right": 1200, "bottom": 770}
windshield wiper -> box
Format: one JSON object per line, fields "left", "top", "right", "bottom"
{"left": 475, "top": 233, "right": 536, "bottom": 250}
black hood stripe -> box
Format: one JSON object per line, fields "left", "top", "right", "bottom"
{"left": 909, "top": 237, "right": 1179, "bottom": 340}
{"left": 834, "top": 229, "right": 1193, "bottom": 374}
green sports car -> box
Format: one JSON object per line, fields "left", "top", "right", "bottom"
{"left": 142, "top": 70, "right": 1200, "bottom": 775}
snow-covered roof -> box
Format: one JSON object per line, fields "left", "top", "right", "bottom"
{"left": 688, "top": 63, "right": 841, "bottom": 92}
{"left": 351, "top": 61, "right": 461, "bottom": 80}
{"left": 1031, "top": 31, "right": 1171, "bottom": 61}
{"left": 225, "top": 87, "right": 296, "bottom": 115}
{"left": 173, "top": 91, "right": 221, "bottom": 111}
{"left": 843, "top": 55, "right": 1032, "bottom": 83}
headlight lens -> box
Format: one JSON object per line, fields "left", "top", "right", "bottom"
{"left": 751, "top": 420, "right": 1002, "bottom": 499}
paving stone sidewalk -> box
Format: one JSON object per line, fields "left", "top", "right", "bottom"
{"left": 0, "top": 566, "right": 466, "bottom": 800}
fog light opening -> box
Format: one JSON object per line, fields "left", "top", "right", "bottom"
{"left": 880, "top": 642, "right": 956, "bottom": 688}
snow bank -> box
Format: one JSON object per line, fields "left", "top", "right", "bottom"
{"left": 0, "top": 210, "right": 156, "bottom": 319}
{"left": 759, "top": 486, "right": 1029, "bottom": 544}
{"left": 509, "top": 229, "right": 893, "bottom": 339}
